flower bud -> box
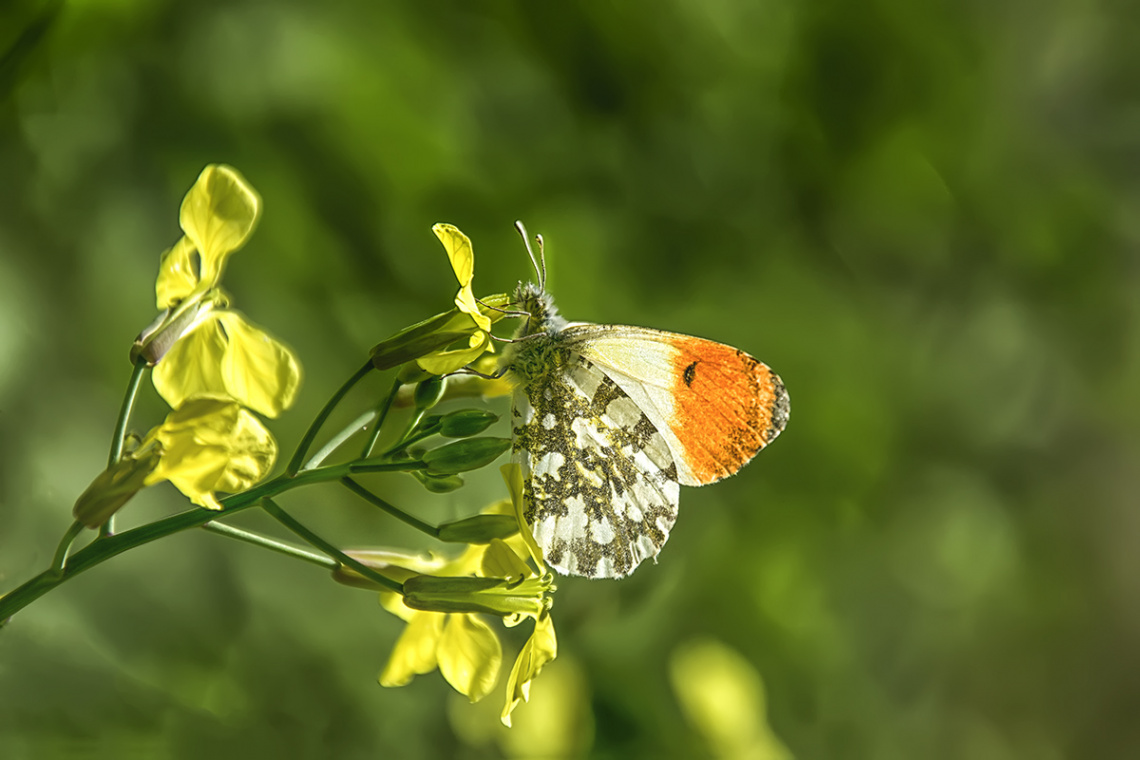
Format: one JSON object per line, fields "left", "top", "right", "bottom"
{"left": 331, "top": 549, "right": 444, "bottom": 590}
{"left": 417, "top": 473, "right": 465, "bottom": 494}
{"left": 371, "top": 309, "right": 477, "bottom": 372}
{"left": 73, "top": 445, "right": 164, "bottom": 528}
{"left": 439, "top": 409, "right": 499, "bottom": 438}
{"left": 437, "top": 514, "right": 519, "bottom": 544}
{"left": 422, "top": 437, "right": 511, "bottom": 475}
{"left": 402, "top": 574, "right": 550, "bottom": 618}
{"left": 414, "top": 376, "right": 446, "bottom": 410}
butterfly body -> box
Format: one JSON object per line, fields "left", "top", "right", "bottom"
{"left": 502, "top": 280, "right": 788, "bottom": 579}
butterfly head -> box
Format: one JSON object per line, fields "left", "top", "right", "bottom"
{"left": 511, "top": 280, "right": 565, "bottom": 339}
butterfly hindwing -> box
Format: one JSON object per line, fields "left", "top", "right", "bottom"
{"left": 560, "top": 324, "right": 789, "bottom": 486}
{"left": 511, "top": 352, "right": 681, "bottom": 579}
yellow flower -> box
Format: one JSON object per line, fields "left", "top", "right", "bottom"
{"left": 415, "top": 224, "right": 496, "bottom": 375}
{"left": 132, "top": 165, "right": 302, "bottom": 418}
{"left": 73, "top": 395, "right": 277, "bottom": 525}
{"left": 501, "top": 611, "right": 558, "bottom": 727}
{"left": 495, "top": 462, "right": 559, "bottom": 726}
{"left": 380, "top": 606, "right": 503, "bottom": 703}
{"left": 148, "top": 395, "right": 278, "bottom": 509}
{"left": 373, "top": 547, "right": 504, "bottom": 702}
{"left": 372, "top": 496, "right": 555, "bottom": 711}
{"left": 370, "top": 224, "right": 513, "bottom": 376}
{"left": 153, "top": 309, "right": 301, "bottom": 419}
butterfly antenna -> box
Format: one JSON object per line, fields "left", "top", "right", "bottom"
{"left": 535, "top": 233, "right": 547, "bottom": 291}
{"left": 515, "top": 220, "right": 543, "bottom": 286}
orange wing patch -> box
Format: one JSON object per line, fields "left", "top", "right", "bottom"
{"left": 668, "top": 337, "right": 788, "bottom": 485}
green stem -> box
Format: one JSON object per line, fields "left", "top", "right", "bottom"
{"left": 49, "top": 521, "right": 86, "bottom": 577}
{"left": 108, "top": 357, "right": 148, "bottom": 467}
{"left": 101, "top": 357, "right": 148, "bottom": 537}
{"left": 286, "top": 359, "right": 375, "bottom": 476}
{"left": 341, "top": 477, "right": 440, "bottom": 538}
{"left": 391, "top": 407, "right": 428, "bottom": 454}
{"left": 203, "top": 520, "right": 337, "bottom": 570}
{"left": 382, "top": 423, "right": 441, "bottom": 455}
{"left": 258, "top": 498, "right": 403, "bottom": 594}
{"left": 302, "top": 411, "right": 375, "bottom": 470}
{"left": 0, "top": 460, "right": 398, "bottom": 624}
{"left": 348, "top": 460, "right": 429, "bottom": 474}
{"left": 360, "top": 378, "right": 400, "bottom": 458}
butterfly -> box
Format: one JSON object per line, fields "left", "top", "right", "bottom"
{"left": 498, "top": 224, "right": 789, "bottom": 579}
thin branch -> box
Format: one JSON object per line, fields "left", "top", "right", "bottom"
{"left": 340, "top": 477, "right": 440, "bottom": 538}
{"left": 286, "top": 359, "right": 375, "bottom": 475}
{"left": 258, "top": 498, "right": 403, "bottom": 594}
{"left": 203, "top": 520, "right": 337, "bottom": 570}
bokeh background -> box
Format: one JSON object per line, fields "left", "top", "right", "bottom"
{"left": 2, "top": 0, "right": 1138, "bottom": 758}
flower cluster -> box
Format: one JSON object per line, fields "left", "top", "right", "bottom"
{"left": 74, "top": 165, "right": 301, "bottom": 525}
{"left": 337, "top": 467, "right": 557, "bottom": 726}
{"left": 71, "top": 169, "right": 561, "bottom": 727}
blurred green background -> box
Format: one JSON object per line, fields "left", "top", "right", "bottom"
{"left": 2, "top": 0, "right": 1138, "bottom": 758}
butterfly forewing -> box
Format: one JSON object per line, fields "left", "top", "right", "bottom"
{"left": 561, "top": 325, "right": 789, "bottom": 486}
{"left": 511, "top": 353, "right": 681, "bottom": 579}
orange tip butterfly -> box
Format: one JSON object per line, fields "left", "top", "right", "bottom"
{"left": 499, "top": 223, "right": 789, "bottom": 579}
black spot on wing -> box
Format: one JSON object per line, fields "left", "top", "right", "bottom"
{"left": 683, "top": 361, "right": 698, "bottom": 387}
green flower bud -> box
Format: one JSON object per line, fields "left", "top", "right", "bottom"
{"left": 331, "top": 549, "right": 444, "bottom": 590}
{"left": 371, "top": 310, "right": 477, "bottom": 372}
{"left": 418, "top": 473, "right": 465, "bottom": 493}
{"left": 439, "top": 409, "right": 499, "bottom": 438}
{"left": 402, "top": 574, "right": 550, "bottom": 618}
{"left": 437, "top": 514, "right": 519, "bottom": 543}
{"left": 72, "top": 445, "right": 164, "bottom": 528}
{"left": 414, "top": 376, "right": 446, "bottom": 410}
{"left": 396, "top": 363, "right": 432, "bottom": 385}
{"left": 422, "top": 437, "right": 511, "bottom": 475}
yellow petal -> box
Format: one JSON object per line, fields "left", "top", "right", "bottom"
{"left": 210, "top": 405, "right": 278, "bottom": 493}
{"left": 416, "top": 331, "right": 492, "bottom": 376}
{"left": 481, "top": 538, "right": 533, "bottom": 582}
{"left": 501, "top": 463, "right": 546, "bottom": 571}
{"left": 433, "top": 223, "right": 492, "bottom": 334}
{"left": 152, "top": 316, "right": 229, "bottom": 410}
{"left": 501, "top": 613, "right": 558, "bottom": 727}
{"left": 380, "top": 611, "right": 445, "bottom": 687}
{"left": 455, "top": 283, "right": 493, "bottom": 333}
{"left": 216, "top": 311, "right": 302, "bottom": 418}
{"left": 438, "top": 614, "right": 502, "bottom": 703}
{"left": 180, "top": 165, "right": 261, "bottom": 287}
{"left": 147, "top": 396, "right": 277, "bottom": 510}
{"left": 154, "top": 236, "right": 200, "bottom": 308}
{"left": 432, "top": 223, "right": 474, "bottom": 287}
